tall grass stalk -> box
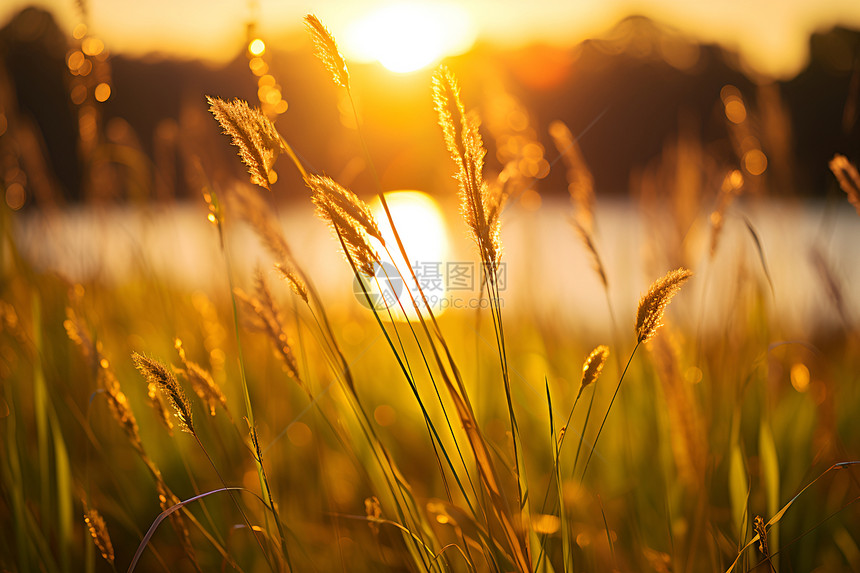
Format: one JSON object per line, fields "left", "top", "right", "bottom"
{"left": 203, "top": 186, "right": 293, "bottom": 571}
{"left": 303, "top": 19, "right": 486, "bottom": 527}
{"left": 301, "top": 17, "right": 529, "bottom": 567}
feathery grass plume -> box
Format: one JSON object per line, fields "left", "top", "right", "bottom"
{"left": 829, "top": 153, "right": 860, "bottom": 216}
{"left": 636, "top": 268, "right": 693, "bottom": 344}
{"left": 306, "top": 175, "right": 381, "bottom": 276}
{"left": 252, "top": 270, "right": 302, "bottom": 379}
{"left": 578, "top": 345, "right": 609, "bottom": 400}
{"left": 174, "top": 338, "right": 229, "bottom": 418}
{"left": 63, "top": 307, "right": 94, "bottom": 359}
{"left": 100, "top": 366, "right": 146, "bottom": 455}
{"left": 304, "top": 14, "right": 349, "bottom": 88}
{"left": 433, "top": 66, "right": 502, "bottom": 267}
{"left": 234, "top": 272, "right": 302, "bottom": 383}
{"left": 273, "top": 263, "right": 309, "bottom": 303}
{"left": 549, "top": 119, "right": 595, "bottom": 233}
{"left": 207, "top": 96, "right": 282, "bottom": 189}
{"left": 147, "top": 382, "right": 174, "bottom": 434}
{"left": 132, "top": 352, "right": 194, "bottom": 435}
{"left": 83, "top": 504, "right": 114, "bottom": 565}
{"left": 65, "top": 309, "right": 149, "bottom": 454}
{"left": 231, "top": 185, "right": 310, "bottom": 303}
{"left": 306, "top": 174, "right": 383, "bottom": 241}
{"left": 572, "top": 219, "right": 608, "bottom": 290}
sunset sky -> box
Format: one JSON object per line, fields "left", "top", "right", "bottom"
{"left": 3, "top": 0, "right": 860, "bottom": 77}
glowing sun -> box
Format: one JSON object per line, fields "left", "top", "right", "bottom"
{"left": 343, "top": 3, "right": 475, "bottom": 73}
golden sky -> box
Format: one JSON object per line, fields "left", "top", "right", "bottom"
{"left": 4, "top": 0, "right": 860, "bottom": 78}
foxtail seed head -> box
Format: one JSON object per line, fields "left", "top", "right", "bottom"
{"left": 635, "top": 268, "right": 693, "bottom": 344}
{"left": 132, "top": 352, "right": 194, "bottom": 435}
{"left": 578, "top": 345, "right": 609, "bottom": 399}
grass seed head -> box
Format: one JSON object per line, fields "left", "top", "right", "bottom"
{"left": 549, "top": 119, "right": 595, "bottom": 234}
{"left": 636, "top": 268, "right": 693, "bottom": 344}
{"left": 578, "top": 345, "right": 609, "bottom": 399}
{"left": 304, "top": 14, "right": 349, "bottom": 88}
{"left": 306, "top": 174, "right": 381, "bottom": 277}
{"left": 83, "top": 505, "right": 115, "bottom": 565}
{"left": 132, "top": 352, "right": 194, "bottom": 435}
{"left": 207, "top": 96, "right": 282, "bottom": 189}
{"left": 432, "top": 66, "right": 502, "bottom": 267}
{"left": 175, "top": 338, "right": 228, "bottom": 417}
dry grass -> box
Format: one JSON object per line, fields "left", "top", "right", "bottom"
{"left": 433, "top": 66, "right": 503, "bottom": 268}
{"left": 635, "top": 268, "right": 693, "bottom": 344}
{"left": 304, "top": 14, "right": 349, "bottom": 88}
{"left": 1, "top": 12, "right": 859, "bottom": 573}
{"left": 132, "top": 352, "right": 195, "bottom": 435}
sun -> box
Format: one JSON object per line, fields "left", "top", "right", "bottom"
{"left": 368, "top": 191, "right": 450, "bottom": 319}
{"left": 343, "top": 3, "right": 475, "bottom": 73}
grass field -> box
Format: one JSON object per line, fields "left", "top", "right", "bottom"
{"left": 2, "top": 13, "right": 860, "bottom": 573}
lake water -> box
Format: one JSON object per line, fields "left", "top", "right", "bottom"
{"left": 10, "top": 196, "right": 860, "bottom": 338}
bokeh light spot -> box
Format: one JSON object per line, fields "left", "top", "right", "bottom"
{"left": 72, "top": 23, "right": 87, "bottom": 40}
{"left": 373, "top": 404, "right": 396, "bottom": 426}
{"left": 82, "top": 37, "right": 104, "bottom": 56}
{"left": 725, "top": 100, "right": 747, "bottom": 124}
{"left": 94, "top": 83, "right": 111, "bottom": 102}
{"left": 5, "top": 183, "right": 25, "bottom": 210}
{"left": 744, "top": 149, "right": 768, "bottom": 175}
{"left": 790, "top": 363, "right": 810, "bottom": 392}
{"left": 248, "top": 38, "right": 265, "bottom": 56}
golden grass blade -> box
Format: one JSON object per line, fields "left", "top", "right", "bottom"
{"left": 132, "top": 352, "right": 194, "bottom": 435}
{"left": 207, "top": 96, "right": 281, "bottom": 189}
{"left": 725, "top": 462, "right": 860, "bottom": 573}
{"left": 304, "top": 14, "right": 349, "bottom": 88}
{"left": 635, "top": 268, "right": 693, "bottom": 344}
{"left": 742, "top": 216, "right": 775, "bottom": 297}
{"left": 829, "top": 153, "right": 860, "bottom": 216}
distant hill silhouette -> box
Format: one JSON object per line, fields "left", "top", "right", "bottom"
{"left": 1, "top": 7, "right": 858, "bottom": 205}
